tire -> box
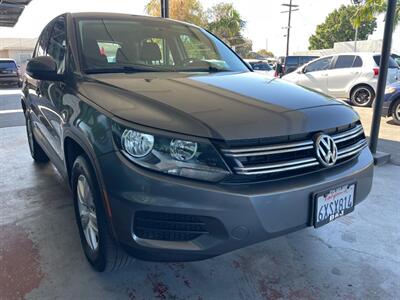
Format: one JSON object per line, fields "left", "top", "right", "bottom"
{"left": 391, "top": 99, "right": 400, "bottom": 125}
{"left": 350, "top": 85, "right": 375, "bottom": 107}
{"left": 25, "top": 112, "right": 49, "bottom": 162}
{"left": 71, "top": 155, "right": 134, "bottom": 272}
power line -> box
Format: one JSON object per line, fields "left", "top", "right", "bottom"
{"left": 281, "top": 0, "right": 299, "bottom": 58}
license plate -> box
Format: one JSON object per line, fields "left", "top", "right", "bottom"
{"left": 314, "top": 183, "right": 355, "bottom": 228}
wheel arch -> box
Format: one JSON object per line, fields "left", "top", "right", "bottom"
{"left": 349, "top": 83, "right": 376, "bottom": 99}
{"left": 388, "top": 95, "right": 400, "bottom": 115}
{"left": 63, "top": 131, "right": 116, "bottom": 238}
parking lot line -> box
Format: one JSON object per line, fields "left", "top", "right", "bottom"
{"left": 0, "top": 109, "right": 23, "bottom": 114}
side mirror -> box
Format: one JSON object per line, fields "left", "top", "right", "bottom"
{"left": 26, "top": 56, "right": 62, "bottom": 81}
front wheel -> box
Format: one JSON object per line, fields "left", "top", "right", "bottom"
{"left": 71, "top": 155, "right": 134, "bottom": 272}
{"left": 350, "top": 86, "right": 375, "bottom": 107}
{"left": 391, "top": 99, "right": 400, "bottom": 125}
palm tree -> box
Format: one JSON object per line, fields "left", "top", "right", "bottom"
{"left": 352, "top": 0, "right": 399, "bottom": 28}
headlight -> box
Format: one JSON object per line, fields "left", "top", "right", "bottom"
{"left": 385, "top": 86, "right": 396, "bottom": 94}
{"left": 113, "top": 123, "right": 230, "bottom": 182}
{"left": 122, "top": 129, "right": 154, "bottom": 157}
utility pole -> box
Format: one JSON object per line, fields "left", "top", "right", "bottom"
{"left": 369, "top": 0, "right": 397, "bottom": 164}
{"left": 161, "top": 0, "right": 169, "bottom": 18}
{"left": 281, "top": 0, "right": 299, "bottom": 58}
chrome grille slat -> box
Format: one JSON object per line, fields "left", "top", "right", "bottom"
{"left": 221, "top": 140, "right": 313, "bottom": 154}
{"left": 332, "top": 124, "right": 363, "bottom": 141}
{"left": 235, "top": 161, "right": 320, "bottom": 175}
{"left": 234, "top": 157, "right": 317, "bottom": 172}
{"left": 223, "top": 144, "right": 313, "bottom": 157}
{"left": 221, "top": 124, "right": 364, "bottom": 157}
{"left": 338, "top": 139, "right": 368, "bottom": 159}
{"left": 221, "top": 123, "right": 367, "bottom": 178}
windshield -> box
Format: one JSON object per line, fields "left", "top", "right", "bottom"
{"left": 249, "top": 62, "right": 272, "bottom": 71}
{"left": 0, "top": 61, "right": 17, "bottom": 70}
{"left": 373, "top": 55, "right": 399, "bottom": 68}
{"left": 77, "top": 18, "right": 249, "bottom": 74}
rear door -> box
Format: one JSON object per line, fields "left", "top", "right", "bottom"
{"left": 327, "top": 55, "right": 361, "bottom": 97}
{"left": 297, "top": 56, "right": 333, "bottom": 94}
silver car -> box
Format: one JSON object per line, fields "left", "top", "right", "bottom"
{"left": 283, "top": 52, "right": 400, "bottom": 107}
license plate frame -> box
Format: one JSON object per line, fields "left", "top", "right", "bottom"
{"left": 313, "top": 182, "right": 356, "bottom": 228}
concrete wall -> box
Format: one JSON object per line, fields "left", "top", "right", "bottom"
{"left": 293, "top": 39, "right": 392, "bottom": 56}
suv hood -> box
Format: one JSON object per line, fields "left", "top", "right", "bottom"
{"left": 78, "top": 71, "right": 358, "bottom": 140}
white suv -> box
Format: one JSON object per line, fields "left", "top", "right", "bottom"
{"left": 283, "top": 52, "right": 400, "bottom": 107}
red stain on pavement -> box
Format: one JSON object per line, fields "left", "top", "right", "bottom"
{"left": 147, "top": 273, "right": 170, "bottom": 300}
{"left": 258, "top": 278, "right": 284, "bottom": 300}
{"left": 0, "top": 223, "right": 44, "bottom": 300}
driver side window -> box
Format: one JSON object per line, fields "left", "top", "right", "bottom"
{"left": 305, "top": 57, "right": 332, "bottom": 73}
{"left": 46, "top": 16, "right": 66, "bottom": 74}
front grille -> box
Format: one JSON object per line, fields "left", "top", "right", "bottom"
{"left": 220, "top": 122, "right": 367, "bottom": 183}
{"left": 133, "top": 211, "right": 210, "bottom": 242}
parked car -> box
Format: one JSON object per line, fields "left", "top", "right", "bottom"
{"left": 0, "top": 58, "right": 22, "bottom": 87}
{"left": 392, "top": 54, "right": 400, "bottom": 66}
{"left": 279, "top": 55, "right": 319, "bottom": 75}
{"left": 244, "top": 59, "right": 275, "bottom": 76}
{"left": 283, "top": 52, "right": 400, "bottom": 107}
{"left": 22, "top": 13, "right": 373, "bottom": 272}
{"left": 382, "top": 82, "right": 400, "bottom": 125}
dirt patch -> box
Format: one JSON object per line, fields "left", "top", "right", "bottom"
{"left": 0, "top": 223, "right": 44, "bottom": 300}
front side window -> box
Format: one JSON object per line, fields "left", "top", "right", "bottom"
{"left": 333, "top": 55, "right": 355, "bottom": 69}
{"left": 305, "top": 56, "right": 332, "bottom": 73}
{"left": 35, "top": 23, "right": 53, "bottom": 57}
{"left": 47, "top": 17, "right": 66, "bottom": 73}
{"left": 76, "top": 18, "right": 248, "bottom": 73}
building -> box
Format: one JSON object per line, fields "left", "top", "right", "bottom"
{"left": 0, "top": 38, "right": 37, "bottom": 66}
{"left": 293, "top": 39, "right": 399, "bottom": 57}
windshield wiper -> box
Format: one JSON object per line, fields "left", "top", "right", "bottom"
{"left": 84, "top": 64, "right": 163, "bottom": 74}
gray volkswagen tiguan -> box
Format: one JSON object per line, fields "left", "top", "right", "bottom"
{"left": 22, "top": 13, "right": 373, "bottom": 272}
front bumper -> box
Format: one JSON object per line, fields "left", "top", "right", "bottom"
{"left": 99, "top": 147, "right": 373, "bottom": 262}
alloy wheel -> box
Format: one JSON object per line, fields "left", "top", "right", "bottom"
{"left": 395, "top": 103, "right": 400, "bottom": 121}
{"left": 353, "top": 88, "right": 371, "bottom": 105}
{"left": 76, "top": 174, "right": 99, "bottom": 251}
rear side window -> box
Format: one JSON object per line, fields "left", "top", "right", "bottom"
{"left": 0, "top": 61, "right": 17, "bottom": 70}
{"left": 333, "top": 55, "right": 355, "bottom": 69}
{"left": 353, "top": 56, "right": 363, "bottom": 67}
{"left": 373, "top": 55, "right": 399, "bottom": 68}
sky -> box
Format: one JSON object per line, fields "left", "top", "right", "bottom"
{"left": 1, "top": 0, "right": 399, "bottom": 56}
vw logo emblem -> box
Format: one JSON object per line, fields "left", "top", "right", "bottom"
{"left": 314, "top": 134, "right": 338, "bottom": 167}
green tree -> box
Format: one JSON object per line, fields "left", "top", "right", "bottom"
{"left": 309, "top": 5, "right": 377, "bottom": 50}
{"left": 206, "top": 3, "right": 251, "bottom": 57}
{"left": 144, "top": 1, "right": 252, "bottom": 57}
{"left": 145, "top": 0, "right": 207, "bottom": 26}
{"left": 352, "top": 0, "right": 400, "bottom": 28}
